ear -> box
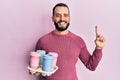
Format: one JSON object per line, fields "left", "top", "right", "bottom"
{"left": 68, "top": 16, "right": 70, "bottom": 23}
{"left": 52, "top": 16, "right": 54, "bottom": 22}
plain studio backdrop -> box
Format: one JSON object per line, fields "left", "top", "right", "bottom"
{"left": 0, "top": 0, "right": 120, "bottom": 80}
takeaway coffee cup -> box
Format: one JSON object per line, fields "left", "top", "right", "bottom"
{"left": 29, "top": 52, "right": 40, "bottom": 69}
{"left": 48, "top": 52, "right": 58, "bottom": 69}
{"left": 36, "top": 50, "right": 46, "bottom": 66}
{"left": 42, "top": 54, "right": 53, "bottom": 72}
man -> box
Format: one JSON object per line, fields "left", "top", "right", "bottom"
{"left": 31, "top": 3, "right": 105, "bottom": 80}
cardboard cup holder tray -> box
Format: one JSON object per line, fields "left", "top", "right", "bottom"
{"left": 27, "top": 66, "right": 58, "bottom": 76}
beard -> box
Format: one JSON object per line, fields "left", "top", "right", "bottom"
{"left": 54, "top": 20, "right": 70, "bottom": 31}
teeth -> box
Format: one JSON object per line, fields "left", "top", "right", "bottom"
{"left": 60, "top": 22, "right": 65, "bottom": 25}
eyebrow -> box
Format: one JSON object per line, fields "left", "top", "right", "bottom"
{"left": 55, "top": 12, "right": 69, "bottom": 15}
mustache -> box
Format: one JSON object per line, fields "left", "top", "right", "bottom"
{"left": 58, "top": 20, "right": 67, "bottom": 23}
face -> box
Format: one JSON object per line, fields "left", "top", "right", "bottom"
{"left": 52, "top": 6, "right": 70, "bottom": 31}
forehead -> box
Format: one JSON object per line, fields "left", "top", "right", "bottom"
{"left": 54, "top": 6, "right": 69, "bottom": 14}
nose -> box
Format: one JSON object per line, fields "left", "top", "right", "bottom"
{"left": 60, "top": 15, "right": 65, "bottom": 21}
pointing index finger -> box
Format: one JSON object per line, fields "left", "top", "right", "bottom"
{"left": 95, "top": 25, "right": 99, "bottom": 37}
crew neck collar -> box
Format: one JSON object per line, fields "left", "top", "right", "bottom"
{"left": 51, "top": 30, "right": 71, "bottom": 37}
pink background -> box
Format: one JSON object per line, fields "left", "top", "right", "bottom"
{"left": 0, "top": 0, "right": 120, "bottom": 80}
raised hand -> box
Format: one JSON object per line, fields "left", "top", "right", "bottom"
{"left": 95, "top": 26, "right": 105, "bottom": 49}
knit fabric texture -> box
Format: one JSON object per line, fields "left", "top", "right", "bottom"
{"left": 36, "top": 31, "right": 102, "bottom": 80}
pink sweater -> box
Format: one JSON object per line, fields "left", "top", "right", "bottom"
{"left": 36, "top": 31, "right": 102, "bottom": 80}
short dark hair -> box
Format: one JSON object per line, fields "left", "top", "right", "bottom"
{"left": 52, "top": 3, "right": 70, "bottom": 16}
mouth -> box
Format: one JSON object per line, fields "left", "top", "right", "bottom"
{"left": 58, "top": 21, "right": 67, "bottom": 26}
{"left": 59, "top": 22, "right": 66, "bottom": 25}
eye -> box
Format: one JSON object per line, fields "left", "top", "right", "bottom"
{"left": 64, "top": 14, "right": 69, "bottom": 17}
{"left": 54, "top": 14, "right": 61, "bottom": 17}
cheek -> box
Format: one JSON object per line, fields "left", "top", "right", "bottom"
{"left": 53, "top": 18, "right": 60, "bottom": 22}
{"left": 67, "top": 18, "right": 70, "bottom": 22}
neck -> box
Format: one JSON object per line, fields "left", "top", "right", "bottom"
{"left": 54, "top": 29, "right": 69, "bottom": 35}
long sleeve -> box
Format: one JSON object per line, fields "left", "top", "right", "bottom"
{"left": 79, "top": 45, "right": 102, "bottom": 71}
{"left": 35, "top": 39, "right": 42, "bottom": 51}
